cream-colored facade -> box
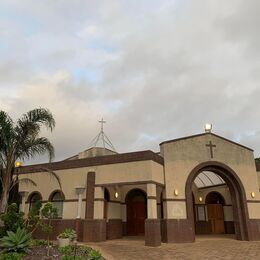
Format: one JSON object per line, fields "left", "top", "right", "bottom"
{"left": 18, "top": 132, "right": 260, "bottom": 245}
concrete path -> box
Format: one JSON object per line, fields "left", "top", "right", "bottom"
{"left": 88, "top": 235, "right": 260, "bottom": 260}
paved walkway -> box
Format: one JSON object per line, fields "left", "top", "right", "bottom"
{"left": 88, "top": 235, "right": 260, "bottom": 260}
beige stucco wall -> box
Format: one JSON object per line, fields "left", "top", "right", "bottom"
{"left": 19, "top": 160, "right": 164, "bottom": 219}
{"left": 95, "top": 161, "right": 164, "bottom": 185}
{"left": 160, "top": 133, "right": 260, "bottom": 219}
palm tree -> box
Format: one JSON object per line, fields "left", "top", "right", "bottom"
{"left": 0, "top": 108, "right": 60, "bottom": 213}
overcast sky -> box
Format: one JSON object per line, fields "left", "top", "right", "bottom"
{"left": 1, "top": 0, "right": 260, "bottom": 164}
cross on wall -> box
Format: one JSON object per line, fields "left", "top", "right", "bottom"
{"left": 205, "top": 141, "right": 216, "bottom": 158}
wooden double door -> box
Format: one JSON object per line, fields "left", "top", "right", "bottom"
{"left": 127, "top": 201, "right": 147, "bottom": 235}
{"left": 207, "top": 204, "right": 225, "bottom": 233}
{"left": 126, "top": 189, "right": 147, "bottom": 236}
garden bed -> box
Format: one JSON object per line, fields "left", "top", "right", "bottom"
{"left": 0, "top": 243, "right": 104, "bottom": 260}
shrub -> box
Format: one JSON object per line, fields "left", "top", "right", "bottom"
{"left": 0, "top": 227, "right": 31, "bottom": 253}
{"left": 58, "top": 245, "right": 76, "bottom": 256}
{"left": 88, "top": 249, "right": 102, "bottom": 260}
{"left": 59, "top": 245, "right": 102, "bottom": 260}
{"left": 58, "top": 228, "right": 77, "bottom": 241}
{"left": 40, "top": 202, "right": 58, "bottom": 257}
{"left": 0, "top": 252, "right": 24, "bottom": 260}
{"left": 25, "top": 201, "right": 42, "bottom": 233}
{"left": 61, "top": 256, "right": 84, "bottom": 260}
{"left": 31, "top": 239, "right": 53, "bottom": 246}
{"left": 0, "top": 204, "right": 25, "bottom": 234}
{"left": 0, "top": 227, "right": 5, "bottom": 239}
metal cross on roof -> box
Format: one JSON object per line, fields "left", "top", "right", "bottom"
{"left": 99, "top": 118, "right": 106, "bottom": 132}
{"left": 89, "top": 118, "right": 116, "bottom": 151}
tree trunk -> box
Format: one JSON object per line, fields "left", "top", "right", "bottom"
{"left": 0, "top": 187, "right": 9, "bottom": 213}
{"left": 0, "top": 165, "right": 13, "bottom": 213}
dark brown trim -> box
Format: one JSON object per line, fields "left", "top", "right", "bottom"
{"left": 94, "top": 198, "right": 105, "bottom": 202}
{"left": 198, "top": 183, "right": 227, "bottom": 190}
{"left": 26, "top": 198, "right": 82, "bottom": 204}
{"left": 18, "top": 150, "right": 164, "bottom": 174}
{"left": 160, "top": 132, "right": 253, "bottom": 151}
{"left": 63, "top": 199, "right": 78, "bottom": 202}
{"left": 95, "top": 180, "right": 164, "bottom": 187}
{"left": 247, "top": 200, "right": 260, "bottom": 203}
{"left": 147, "top": 196, "right": 157, "bottom": 200}
{"left": 163, "top": 198, "right": 186, "bottom": 202}
{"left": 109, "top": 200, "right": 121, "bottom": 204}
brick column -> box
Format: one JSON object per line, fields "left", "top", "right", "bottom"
{"left": 85, "top": 171, "right": 95, "bottom": 219}
{"left": 145, "top": 183, "right": 161, "bottom": 247}
{"left": 83, "top": 172, "right": 106, "bottom": 242}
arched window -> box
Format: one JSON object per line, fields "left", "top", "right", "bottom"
{"left": 49, "top": 191, "right": 64, "bottom": 218}
{"left": 29, "top": 192, "right": 42, "bottom": 211}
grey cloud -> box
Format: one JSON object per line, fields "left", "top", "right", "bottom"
{"left": 1, "top": 0, "right": 260, "bottom": 164}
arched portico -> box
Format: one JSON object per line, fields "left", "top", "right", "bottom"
{"left": 185, "top": 161, "right": 251, "bottom": 241}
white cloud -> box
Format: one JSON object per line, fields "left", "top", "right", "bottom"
{"left": 1, "top": 0, "right": 260, "bottom": 164}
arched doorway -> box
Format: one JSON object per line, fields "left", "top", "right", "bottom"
{"left": 126, "top": 189, "right": 147, "bottom": 236}
{"left": 186, "top": 161, "right": 250, "bottom": 241}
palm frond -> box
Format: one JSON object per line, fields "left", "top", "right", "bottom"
{"left": 37, "top": 166, "right": 62, "bottom": 189}
{"left": 21, "top": 108, "right": 55, "bottom": 131}
{"left": 0, "top": 111, "right": 15, "bottom": 159}
{"left": 10, "top": 178, "right": 37, "bottom": 191}
{"left": 18, "top": 137, "right": 55, "bottom": 162}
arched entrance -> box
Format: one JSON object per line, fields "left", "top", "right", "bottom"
{"left": 186, "top": 161, "right": 251, "bottom": 241}
{"left": 126, "top": 189, "right": 147, "bottom": 236}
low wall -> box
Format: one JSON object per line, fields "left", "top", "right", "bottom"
{"left": 32, "top": 219, "right": 78, "bottom": 241}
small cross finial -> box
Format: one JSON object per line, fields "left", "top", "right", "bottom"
{"left": 99, "top": 118, "right": 106, "bottom": 132}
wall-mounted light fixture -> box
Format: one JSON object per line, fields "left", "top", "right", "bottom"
{"left": 114, "top": 191, "right": 119, "bottom": 198}
{"left": 204, "top": 123, "right": 212, "bottom": 133}
{"left": 174, "top": 189, "right": 179, "bottom": 196}
{"left": 199, "top": 196, "right": 203, "bottom": 202}
{"left": 251, "top": 192, "right": 255, "bottom": 198}
{"left": 15, "top": 161, "right": 22, "bottom": 167}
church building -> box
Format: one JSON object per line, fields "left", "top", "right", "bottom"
{"left": 18, "top": 122, "right": 260, "bottom": 246}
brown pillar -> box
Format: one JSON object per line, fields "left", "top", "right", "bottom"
{"left": 85, "top": 171, "right": 95, "bottom": 219}
{"left": 145, "top": 219, "right": 161, "bottom": 246}
{"left": 75, "top": 218, "right": 83, "bottom": 242}
{"left": 83, "top": 172, "right": 106, "bottom": 242}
